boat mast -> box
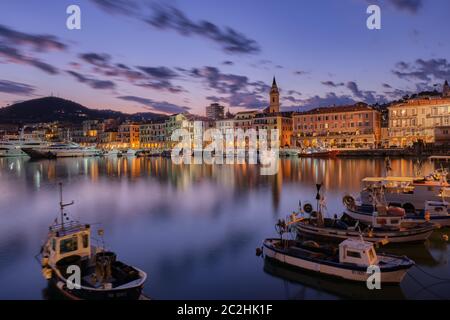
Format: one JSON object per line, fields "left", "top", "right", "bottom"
{"left": 58, "top": 182, "right": 74, "bottom": 230}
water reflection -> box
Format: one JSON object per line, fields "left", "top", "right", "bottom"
{"left": 0, "top": 156, "right": 448, "bottom": 299}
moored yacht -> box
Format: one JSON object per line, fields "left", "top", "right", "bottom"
{"left": 39, "top": 184, "right": 148, "bottom": 300}
{"left": 23, "top": 142, "right": 102, "bottom": 158}
{"left": 0, "top": 137, "right": 49, "bottom": 157}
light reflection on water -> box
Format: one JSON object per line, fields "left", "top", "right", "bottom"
{"left": 0, "top": 156, "right": 449, "bottom": 299}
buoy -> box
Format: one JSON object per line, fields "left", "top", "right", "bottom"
{"left": 256, "top": 247, "right": 263, "bottom": 257}
{"left": 442, "top": 234, "right": 449, "bottom": 242}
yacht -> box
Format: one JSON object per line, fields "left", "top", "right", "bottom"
{"left": 22, "top": 142, "right": 102, "bottom": 158}
{"left": 39, "top": 184, "right": 148, "bottom": 300}
{"left": 0, "top": 138, "right": 48, "bottom": 157}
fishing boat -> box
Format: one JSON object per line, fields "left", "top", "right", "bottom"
{"left": 262, "top": 237, "right": 414, "bottom": 284}
{"left": 39, "top": 184, "right": 148, "bottom": 300}
{"left": 358, "top": 170, "right": 450, "bottom": 213}
{"left": 22, "top": 142, "right": 102, "bottom": 158}
{"left": 343, "top": 194, "right": 450, "bottom": 227}
{"left": 290, "top": 185, "right": 436, "bottom": 244}
{"left": 294, "top": 212, "right": 436, "bottom": 244}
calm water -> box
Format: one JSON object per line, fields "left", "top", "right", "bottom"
{"left": 0, "top": 156, "right": 449, "bottom": 300}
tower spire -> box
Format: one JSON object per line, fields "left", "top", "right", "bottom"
{"left": 272, "top": 76, "right": 277, "bottom": 88}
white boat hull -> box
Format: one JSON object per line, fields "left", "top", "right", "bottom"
{"left": 263, "top": 241, "right": 410, "bottom": 284}
{"left": 297, "top": 223, "right": 435, "bottom": 244}
{"left": 345, "top": 208, "right": 450, "bottom": 227}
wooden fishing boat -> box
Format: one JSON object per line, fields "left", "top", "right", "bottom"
{"left": 39, "top": 184, "right": 148, "bottom": 300}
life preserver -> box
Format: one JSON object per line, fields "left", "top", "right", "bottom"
{"left": 342, "top": 195, "right": 355, "bottom": 208}
{"left": 303, "top": 203, "right": 313, "bottom": 214}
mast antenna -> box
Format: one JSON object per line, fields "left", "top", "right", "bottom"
{"left": 59, "top": 182, "right": 74, "bottom": 230}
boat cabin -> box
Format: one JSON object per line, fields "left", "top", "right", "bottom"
{"left": 360, "top": 176, "right": 450, "bottom": 212}
{"left": 339, "top": 239, "right": 378, "bottom": 266}
{"left": 46, "top": 222, "right": 92, "bottom": 267}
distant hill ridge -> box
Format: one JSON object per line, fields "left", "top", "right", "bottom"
{"left": 0, "top": 96, "right": 165, "bottom": 124}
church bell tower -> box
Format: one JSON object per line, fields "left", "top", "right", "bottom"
{"left": 269, "top": 77, "right": 280, "bottom": 113}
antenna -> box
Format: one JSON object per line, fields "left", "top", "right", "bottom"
{"left": 59, "top": 182, "right": 74, "bottom": 230}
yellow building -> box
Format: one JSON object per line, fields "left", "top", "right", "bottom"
{"left": 117, "top": 122, "right": 140, "bottom": 149}
{"left": 388, "top": 96, "right": 450, "bottom": 147}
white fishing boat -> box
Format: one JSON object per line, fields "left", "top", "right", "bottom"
{"left": 343, "top": 194, "right": 450, "bottom": 227}
{"left": 124, "top": 149, "right": 137, "bottom": 157}
{"left": 22, "top": 142, "right": 102, "bottom": 158}
{"left": 290, "top": 186, "right": 436, "bottom": 244}
{"left": 263, "top": 238, "right": 414, "bottom": 284}
{"left": 39, "top": 184, "right": 148, "bottom": 300}
{"left": 358, "top": 170, "right": 450, "bottom": 213}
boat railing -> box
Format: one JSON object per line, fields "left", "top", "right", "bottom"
{"left": 49, "top": 221, "right": 87, "bottom": 235}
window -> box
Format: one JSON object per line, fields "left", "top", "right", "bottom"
{"left": 60, "top": 236, "right": 78, "bottom": 254}
{"left": 82, "top": 234, "right": 89, "bottom": 248}
{"left": 346, "top": 250, "right": 361, "bottom": 258}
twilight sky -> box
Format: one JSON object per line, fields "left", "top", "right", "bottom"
{"left": 0, "top": 0, "right": 449, "bottom": 115}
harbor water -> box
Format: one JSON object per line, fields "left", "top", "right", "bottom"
{"left": 0, "top": 156, "right": 449, "bottom": 299}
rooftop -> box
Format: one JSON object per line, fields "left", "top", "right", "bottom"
{"left": 294, "top": 103, "right": 374, "bottom": 116}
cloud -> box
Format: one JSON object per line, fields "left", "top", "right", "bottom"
{"left": 293, "top": 70, "right": 308, "bottom": 76}
{"left": 388, "top": 0, "right": 423, "bottom": 13}
{"left": 78, "top": 52, "right": 185, "bottom": 93}
{"left": 146, "top": 4, "right": 260, "bottom": 55}
{"left": 346, "top": 81, "right": 386, "bottom": 104}
{"left": 137, "top": 66, "right": 178, "bottom": 79}
{"left": 66, "top": 70, "right": 116, "bottom": 90}
{"left": 0, "top": 43, "right": 59, "bottom": 74}
{"left": 321, "top": 80, "right": 344, "bottom": 87}
{"left": 89, "top": 0, "right": 139, "bottom": 15}
{"left": 382, "top": 83, "right": 392, "bottom": 89}
{"left": 282, "top": 92, "right": 357, "bottom": 111}
{"left": 287, "top": 90, "right": 302, "bottom": 96}
{"left": 0, "top": 79, "right": 35, "bottom": 95}
{"left": 222, "top": 60, "right": 234, "bottom": 66}
{"left": 392, "top": 58, "right": 450, "bottom": 82}
{"left": 0, "top": 24, "right": 66, "bottom": 52}
{"left": 117, "top": 95, "right": 190, "bottom": 114}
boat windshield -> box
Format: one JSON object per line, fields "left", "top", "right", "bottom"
{"left": 60, "top": 235, "right": 78, "bottom": 254}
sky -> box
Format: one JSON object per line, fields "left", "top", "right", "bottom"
{"left": 0, "top": 0, "right": 449, "bottom": 115}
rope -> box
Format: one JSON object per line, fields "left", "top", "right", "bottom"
{"left": 405, "top": 272, "right": 446, "bottom": 300}
{"left": 414, "top": 264, "right": 450, "bottom": 282}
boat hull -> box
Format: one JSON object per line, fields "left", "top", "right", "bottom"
{"left": 50, "top": 278, "right": 144, "bottom": 300}
{"left": 263, "top": 239, "right": 412, "bottom": 284}
{"left": 296, "top": 222, "right": 435, "bottom": 244}
{"left": 345, "top": 207, "right": 450, "bottom": 227}
{"left": 298, "top": 150, "right": 339, "bottom": 158}
{"left": 22, "top": 148, "right": 100, "bottom": 158}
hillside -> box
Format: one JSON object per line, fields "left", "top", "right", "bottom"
{"left": 0, "top": 97, "right": 164, "bottom": 123}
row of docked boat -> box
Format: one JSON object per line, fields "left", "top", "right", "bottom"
{"left": 260, "top": 169, "right": 449, "bottom": 286}
{"left": 0, "top": 136, "right": 144, "bottom": 159}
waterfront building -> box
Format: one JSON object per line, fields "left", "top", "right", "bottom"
{"left": 253, "top": 112, "right": 293, "bottom": 147}
{"left": 292, "top": 103, "right": 381, "bottom": 149}
{"left": 234, "top": 111, "right": 258, "bottom": 131}
{"left": 98, "top": 130, "right": 118, "bottom": 147}
{"left": 388, "top": 96, "right": 450, "bottom": 147}
{"left": 118, "top": 122, "right": 140, "bottom": 148}
{"left": 251, "top": 77, "right": 293, "bottom": 147}
{"left": 206, "top": 103, "right": 225, "bottom": 120}
{"left": 140, "top": 117, "right": 168, "bottom": 149}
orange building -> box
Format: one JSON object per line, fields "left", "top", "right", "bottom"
{"left": 293, "top": 103, "right": 381, "bottom": 149}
